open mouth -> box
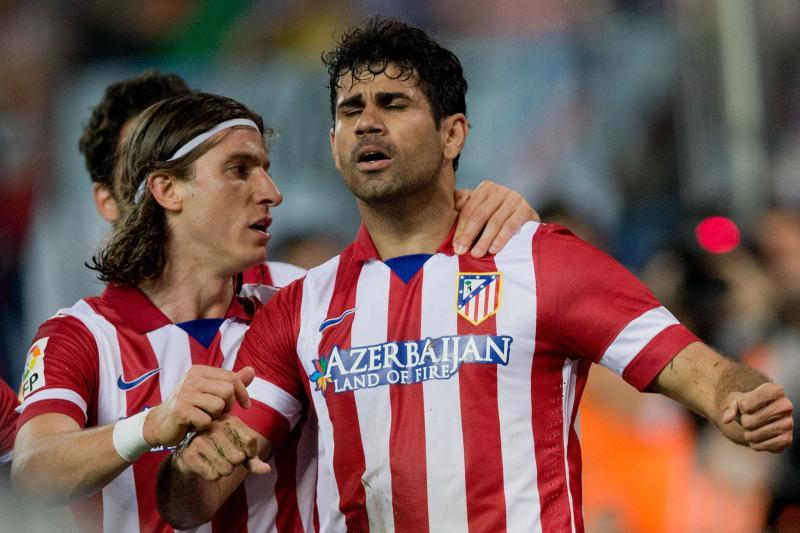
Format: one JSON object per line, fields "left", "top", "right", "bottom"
{"left": 356, "top": 146, "right": 392, "bottom": 170}
{"left": 249, "top": 218, "right": 271, "bottom": 238}
{"left": 358, "top": 150, "right": 390, "bottom": 163}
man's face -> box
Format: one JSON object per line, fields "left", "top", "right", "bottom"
{"left": 329, "top": 66, "right": 448, "bottom": 204}
{"left": 172, "top": 127, "right": 281, "bottom": 275}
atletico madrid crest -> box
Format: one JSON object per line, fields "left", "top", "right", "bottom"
{"left": 456, "top": 272, "right": 502, "bottom": 325}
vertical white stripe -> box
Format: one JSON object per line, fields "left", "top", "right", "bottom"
{"left": 296, "top": 256, "right": 345, "bottom": 531}
{"left": 467, "top": 293, "right": 476, "bottom": 322}
{"left": 494, "top": 222, "right": 542, "bottom": 533}
{"left": 218, "top": 320, "right": 249, "bottom": 370}
{"left": 60, "top": 302, "right": 141, "bottom": 532}
{"left": 487, "top": 279, "right": 497, "bottom": 316}
{"left": 295, "top": 414, "right": 319, "bottom": 532}
{"left": 561, "top": 358, "right": 579, "bottom": 533}
{"left": 62, "top": 301, "right": 126, "bottom": 426}
{"left": 421, "top": 255, "right": 469, "bottom": 531}
{"left": 149, "top": 326, "right": 192, "bottom": 404}
{"left": 244, "top": 458, "right": 279, "bottom": 533}
{"left": 351, "top": 262, "right": 394, "bottom": 533}
{"left": 477, "top": 285, "right": 486, "bottom": 321}
{"left": 101, "top": 468, "right": 141, "bottom": 533}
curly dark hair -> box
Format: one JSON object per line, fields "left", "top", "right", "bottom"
{"left": 78, "top": 70, "right": 190, "bottom": 190}
{"left": 322, "top": 17, "right": 467, "bottom": 168}
{"left": 90, "top": 92, "right": 267, "bottom": 286}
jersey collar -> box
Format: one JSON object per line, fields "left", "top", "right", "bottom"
{"left": 101, "top": 284, "right": 250, "bottom": 334}
{"left": 350, "top": 221, "right": 458, "bottom": 262}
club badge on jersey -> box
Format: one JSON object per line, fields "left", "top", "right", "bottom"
{"left": 456, "top": 272, "right": 502, "bottom": 326}
{"left": 20, "top": 337, "right": 48, "bottom": 401}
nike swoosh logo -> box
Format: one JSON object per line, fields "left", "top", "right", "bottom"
{"left": 117, "top": 368, "right": 161, "bottom": 391}
{"left": 319, "top": 308, "right": 357, "bottom": 333}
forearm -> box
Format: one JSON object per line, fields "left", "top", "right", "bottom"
{"left": 157, "top": 453, "right": 249, "bottom": 528}
{"left": 652, "top": 342, "right": 791, "bottom": 451}
{"left": 12, "top": 422, "right": 128, "bottom": 505}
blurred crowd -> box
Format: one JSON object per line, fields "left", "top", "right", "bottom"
{"left": 1, "top": 0, "right": 800, "bottom": 531}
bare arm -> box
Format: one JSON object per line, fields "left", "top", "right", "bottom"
{"left": 453, "top": 181, "right": 540, "bottom": 257}
{"left": 158, "top": 414, "right": 271, "bottom": 528}
{"left": 650, "top": 342, "right": 793, "bottom": 452}
{"left": 12, "top": 366, "right": 254, "bottom": 506}
{"left": 12, "top": 414, "right": 129, "bottom": 505}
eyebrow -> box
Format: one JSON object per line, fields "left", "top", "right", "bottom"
{"left": 336, "top": 91, "right": 412, "bottom": 111}
{"left": 224, "top": 152, "right": 269, "bottom": 168}
{"left": 375, "top": 92, "right": 411, "bottom": 104}
{"left": 336, "top": 93, "right": 364, "bottom": 111}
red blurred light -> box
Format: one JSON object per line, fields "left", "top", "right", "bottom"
{"left": 695, "top": 216, "right": 741, "bottom": 254}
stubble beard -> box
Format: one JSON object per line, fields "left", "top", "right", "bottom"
{"left": 343, "top": 150, "right": 444, "bottom": 211}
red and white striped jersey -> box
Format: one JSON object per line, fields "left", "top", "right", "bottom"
{"left": 0, "top": 379, "right": 18, "bottom": 465}
{"left": 17, "top": 261, "right": 315, "bottom": 533}
{"left": 235, "top": 222, "right": 699, "bottom": 533}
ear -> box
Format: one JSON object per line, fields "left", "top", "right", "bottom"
{"left": 329, "top": 128, "right": 341, "bottom": 171}
{"left": 441, "top": 113, "right": 468, "bottom": 163}
{"left": 92, "top": 183, "right": 120, "bottom": 223}
{"left": 148, "top": 172, "right": 183, "bottom": 213}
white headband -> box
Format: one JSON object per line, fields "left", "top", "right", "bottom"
{"left": 133, "top": 118, "right": 260, "bottom": 203}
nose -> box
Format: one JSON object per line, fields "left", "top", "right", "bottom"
{"left": 355, "top": 104, "right": 385, "bottom": 136}
{"left": 255, "top": 170, "right": 283, "bottom": 207}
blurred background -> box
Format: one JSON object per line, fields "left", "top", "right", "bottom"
{"left": 1, "top": 0, "right": 799, "bottom": 531}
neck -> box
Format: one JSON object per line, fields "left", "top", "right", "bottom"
{"left": 139, "top": 247, "right": 235, "bottom": 324}
{"left": 358, "top": 173, "right": 457, "bottom": 260}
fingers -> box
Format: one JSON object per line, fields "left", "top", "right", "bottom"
{"left": 452, "top": 180, "right": 540, "bottom": 257}
{"left": 484, "top": 202, "right": 540, "bottom": 256}
{"left": 727, "top": 383, "right": 794, "bottom": 453}
{"left": 721, "top": 395, "right": 741, "bottom": 424}
{"left": 467, "top": 199, "right": 516, "bottom": 258}
{"left": 737, "top": 383, "right": 786, "bottom": 414}
{"left": 149, "top": 365, "right": 254, "bottom": 446}
{"left": 174, "top": 415, "right": 266, "bottom": 481}
{"left": 182, "top": 365, "right": 251, "bottom": 411}
{"left": 176, "top": 435, "right": 239, "bottom": 481}
{"left": 246, "top": 457, "right": 271, "bottom": 475}
{"left": 452, "top": 181, "right": 490, "bottom": 255}
{"left": 743, "top": 417, "right": 794, "bottom": 447}
{"left": 739, "top": 395, "right": 794, "bottom": 429}
{"left": 748, "top": 430, "right": 794, "bottom": 453}
{"left": 234, "top": 367, "right": 255, "bottom": 408}
{"left": 453, "top": 188, "right": 473, "bottom": 211}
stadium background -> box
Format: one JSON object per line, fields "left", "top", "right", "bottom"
{"left": 1, "top": 0, "right": 799, "bottom": 531}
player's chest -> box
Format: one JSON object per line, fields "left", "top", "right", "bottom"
{"left": 300, "top": 266, "right": 537, "bottom": 399}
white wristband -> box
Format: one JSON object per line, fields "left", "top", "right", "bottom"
{"left": 112, "top": 411, "right": 151, "bottom": 462}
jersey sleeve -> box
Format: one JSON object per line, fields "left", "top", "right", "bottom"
{"left": 17, "top": 314, "right": 99, "bottom": 429}
{"left": 0, "top": 379, "right": 19, "bottom": 463}
{"left": 535, "top": 225, "right": 699, "bottom": 390}
{"left": 234, "top": 279, "right": 307, "bottom": 449}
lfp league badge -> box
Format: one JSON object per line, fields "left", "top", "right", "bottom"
{"left": 456, "top": 273, "right": 501, "bottom": 326}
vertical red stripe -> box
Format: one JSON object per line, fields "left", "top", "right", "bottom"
{"left": 262, "top": 263, "right": 274, "bottom": 286}
{"left": 530, "top": 228, "right": 574, "bottom": 532}
{"left": 117, "top": 329, "right": 172, "bottom": 533}
{"left": 457, "top": 256, "right": 507, "bottom": 533}
{"left": 567, "top": 360, "right": 590, "bottom": 533}
{"left": 274, "top": 424, "right": 304, "bottom": 533}
{"left": 387, "top": 273, "right": 430, "bottom": 531}
{"left": 321, "top": 254, "right": 370, "bottom": 531}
